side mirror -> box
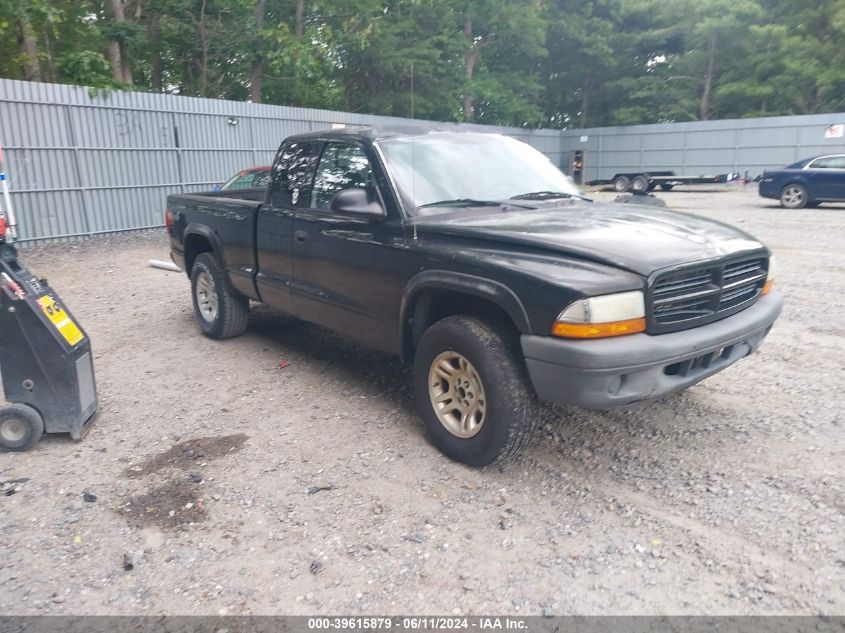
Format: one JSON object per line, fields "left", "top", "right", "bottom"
{"left": 330, "top": 188, "right": 385, "bottom": 219}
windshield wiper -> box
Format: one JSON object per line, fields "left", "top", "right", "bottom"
{"left": 510, "top": 190, "right": 592, "bottom": 202}
{"left": 418, "top": 198, "right": 536, "bottom": 210}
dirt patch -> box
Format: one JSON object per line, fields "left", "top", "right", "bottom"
{"left": 118, "top": 478, "right": 208, "bottom": 529}
{"left": 123, "top": 434, "right": 248, "bottom": 478}
{"left": 117, "top": 434, "right": 247, "bottom": 530}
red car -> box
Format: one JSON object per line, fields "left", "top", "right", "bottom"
{"left": 214, "top": 166, "right": 271, "bottom": 191}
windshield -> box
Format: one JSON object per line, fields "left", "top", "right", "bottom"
{"left": 377, "top": 133, "right": 581, "bottom": 215}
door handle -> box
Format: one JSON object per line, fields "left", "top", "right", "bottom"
{"left": 294, "top": 230, "right": 308, "bottom": 242}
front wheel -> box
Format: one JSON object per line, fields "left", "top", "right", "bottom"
{"left": 0, "top": 404, "right": 44, "bottom": 452}
{"left": 780, "top": 183, "right": 809, "bottom": 209}
{"left": 190, "top": 253, "right": 249, "bottom": 339}
{"left": 412, "top": 316, "right": 539, "bottom": 467}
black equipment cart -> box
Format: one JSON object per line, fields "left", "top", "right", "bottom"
{"left": 0, "top": 241, "right": 98, "bottom": 451}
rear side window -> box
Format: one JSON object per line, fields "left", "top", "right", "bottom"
{"left": 808, "top": 156, "right": 845, "bottom": 169}
{"left": 252, "top": 171, "right": 270, "bottom": 187}
{"left": 269, "top": 142, "right": 317, "bottom": 207}
{"left": 222, "top": 170, "right": 263, "bottom": 190}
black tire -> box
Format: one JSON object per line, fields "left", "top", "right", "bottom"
{"left": 613, "top": 176, "right": 631, "bottom": 192}
{"left": 631, "top": 175, "right": 650, "bottom": 194}
{"left": 779, "top": 183, "right": 808, "bottom": 209}
{"left": 660, "top": 183, "right": 674, "bottom": 191}
{"left": 190, "top": 252, "right": 249, "bottom": 339}
{"left": 0, "top": 404, "right": 44, "bottom": 452}
{"left": 412, "top": 315, "right": 539, "bottom": 467}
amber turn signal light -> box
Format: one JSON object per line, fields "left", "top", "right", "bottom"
{"left": 551, "top": 317, "right": 646, "bottom": 339}
{"left": 762, "top": 279, "right": 774, "bottom": 295}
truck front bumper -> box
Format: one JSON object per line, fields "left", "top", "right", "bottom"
{"left": 521, "top": 290, "right": 783, "bottom": 409}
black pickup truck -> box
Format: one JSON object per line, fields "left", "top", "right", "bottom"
{"left": 167, "top": 127, "right": 782, "bottom": 466}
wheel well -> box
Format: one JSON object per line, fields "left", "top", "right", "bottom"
{"left": 781, "top": 180, "right": 806, "bottom": 192}
{"left": 184, "top": 233, "right": 213, "bottom": 274}
{"left": 403, "top": 289, "right": 520, "bottom": 363}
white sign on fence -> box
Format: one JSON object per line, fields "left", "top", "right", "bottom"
{"left": 824, "top": 124, "right": 844, "bottom": 139}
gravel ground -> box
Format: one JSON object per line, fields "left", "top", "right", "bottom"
{"left": 0, "top": 187, "right": 843, "bottom": 616}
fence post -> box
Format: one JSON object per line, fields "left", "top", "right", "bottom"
{"left": 64, "top": 104, "right": 95, "bottom": 236}
{"left": 172, "top": 112, "right": 185, "bottom": 193}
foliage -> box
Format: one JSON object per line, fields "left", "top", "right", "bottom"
{"left": 0, "top": 0, "right": 844, "bottom": 127}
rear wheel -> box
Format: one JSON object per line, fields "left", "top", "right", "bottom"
{"left": 780, "top": 183, "right": 809, "bottom": 209}
{"left": 631, "top": 175, "right": 650, "bottom": 194}
{"left": 190, "top": 252, "right": 249, "bottom": 339}
{"left": 413, "top": 316, "right": 539, "bottom": 467}
{"left": 613, "top": 176, "right": 631, "bottom": 192}
{"left": 0, "top": 404, "right": 44, "bottom": 452}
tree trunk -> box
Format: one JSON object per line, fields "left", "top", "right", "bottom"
{"left": 579, "top": 79, "right": 590, "bottom": 128}
{"left": 250, "top": 0, "right": 267, "bottom": 102}
{"left": 199, "top": 0, "right": 208, "bottom": 96}
{"left": 105, "top": 0, "right": 132, "bottom": 83}
{"left": 295, "top": 0, "right": 305, "bottom": 38}
{"left": 699, "top": 35, "right": 716, "bottom": 121}
{"left": 17, "top": 18, "right": 41, "bottom": 82}
{"left": 463, "top": 11, "right": 479, "bottom": 122}
{"left": 43, "top": 30, "right": 56, "bottom": 81}
{"left": 148, "top": 12, "right": 162, "bottom": 91}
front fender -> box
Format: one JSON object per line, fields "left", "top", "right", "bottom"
{"left": 400, "top": 270, "right": 531, "bottom": 362}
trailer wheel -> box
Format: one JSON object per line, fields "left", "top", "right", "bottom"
{"left": 0, "top": 404, "right": 44, "bottom": 452}
{"left": 613, "top": 176, "right": 631, "bottom": 192}
{"left": 190, "top": 253, "right": 249, "bottom": 339}
{"left": 631, "top": 175, "right": 650, "bottom": 194}
{"left": 660, "top": 184, "right": 674, "bottom": 191}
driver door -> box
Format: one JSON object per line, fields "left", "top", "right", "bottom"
{"left": 288, "top": 141, "right": 404, "bottom": 352}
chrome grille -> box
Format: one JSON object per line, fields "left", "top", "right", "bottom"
{"left": 648, "top": 256, "right": 768, "bottom": 333}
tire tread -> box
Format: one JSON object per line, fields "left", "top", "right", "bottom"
{"left": 414, "top": 315, "right": 539, "bottom": 466}
{"left": 191, "top": 253, "right": 249, "bottom": 339}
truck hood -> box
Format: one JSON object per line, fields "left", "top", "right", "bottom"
{"left": 411, "top": 202, "right": 766, "bottom": 276}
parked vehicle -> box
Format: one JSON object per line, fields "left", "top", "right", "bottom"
{"left": 759, "top": 154, "right": 845, "bottom": 208}
{"left": 212, "top": 166, "right": 271, "bottom": 191}
{"left": 589, "top": 171, "right": 739, "bottom": 193}
{"left": 166, "top": 128, "right": 782, "bottom": 466}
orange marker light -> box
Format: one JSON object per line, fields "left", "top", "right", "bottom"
{"left": 552, "top": 318, "right": 646, "bottom": 339}
{"left": 762, "top": 279, "right": 774, "bottom": 295}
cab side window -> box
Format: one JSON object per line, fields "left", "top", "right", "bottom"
{"left": 310, "top": 143, "right": 377, "bottom": 210}
{"left": 269, "top": 141, "right": 317, "bottom": 208}
{"left": 809, "top": 156, "right": 845, "bottom": 169}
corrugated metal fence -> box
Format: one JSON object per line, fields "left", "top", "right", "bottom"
{"left": 0, "top": 78, "right": 562, "bottom": 243}
{"left": 561, "top": 114, "right": 845, "bottom": 183}
{"left": 4, "top": 76, "right": 845, "bottom": 243}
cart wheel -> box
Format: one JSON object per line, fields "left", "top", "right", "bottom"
{"left": 0, "top": 404, "right": 44, "bottom": 452}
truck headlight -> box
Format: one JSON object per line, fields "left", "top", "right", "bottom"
{"left": 763, "top": 255, "right": 776, "bottom": 295}
{"left": 552, "top": 290, "right": 646, "bottom": 339}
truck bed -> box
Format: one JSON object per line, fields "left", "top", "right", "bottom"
{"left": 167, "top": 188, "right": 264, "bottom": 299}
